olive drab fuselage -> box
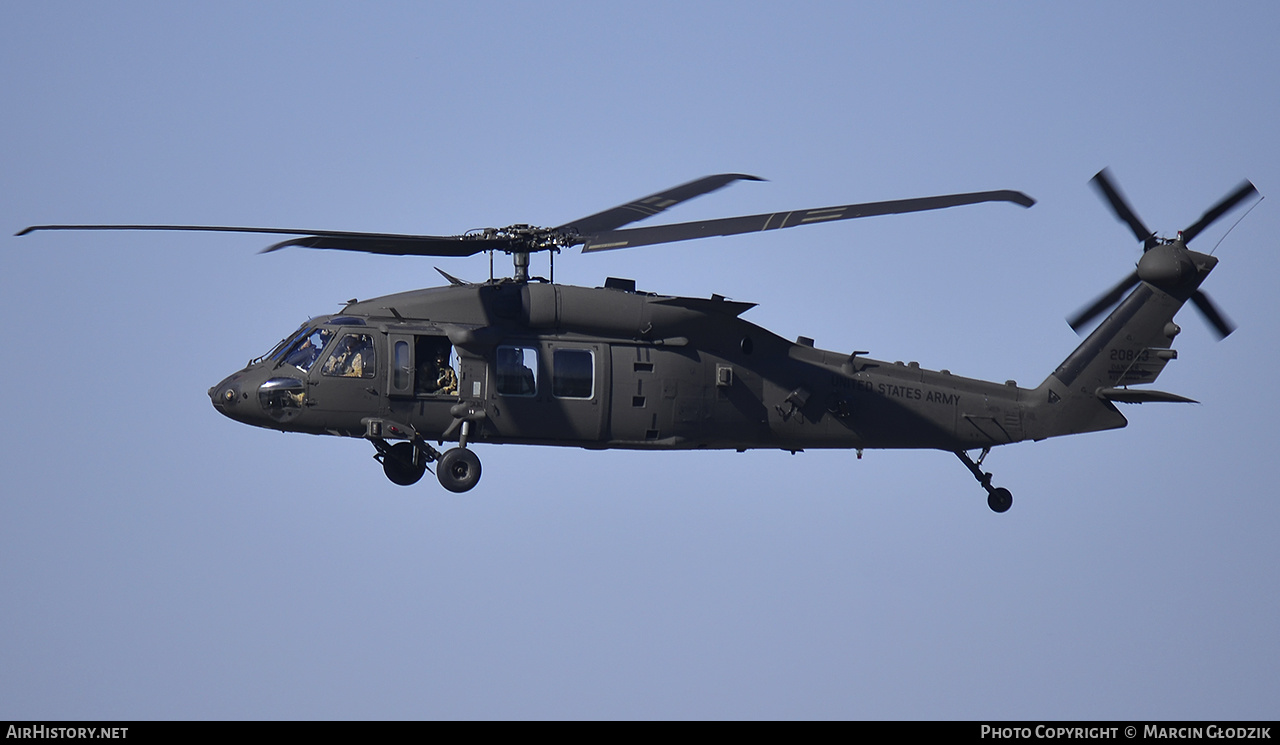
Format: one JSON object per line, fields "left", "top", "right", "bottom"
{"left": 209, "top": 279, "right": 1046, "bottom": 453}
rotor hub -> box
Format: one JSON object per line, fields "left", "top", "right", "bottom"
{"left": 472, "top": 224, "right": 573, "bottom": 254}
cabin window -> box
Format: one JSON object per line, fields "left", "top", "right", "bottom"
{"left": 553, "top": 349, "right": 593, "bottom": 399}
{"left": 496, "top": 345, "right": 538, "bottom": 396}
{"left": 321, "top": 333, "right": 376, "bottom": 378}
{"left": 393, "top": 341, "right": 410, "bottom": 390}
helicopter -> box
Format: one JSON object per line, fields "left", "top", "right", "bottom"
{"left": 17, "top": 170, "right": 1259, "bottom": 512}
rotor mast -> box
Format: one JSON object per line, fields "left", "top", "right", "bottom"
{"left": 471, "top": 223, "right": 571, "bottom": 283}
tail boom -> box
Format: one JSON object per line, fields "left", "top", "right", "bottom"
{"left": 1026, "top": 251, "right": 1216, "bottom": 440}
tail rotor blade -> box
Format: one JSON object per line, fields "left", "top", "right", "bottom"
{"left": 1091, "top": 169, "right": 1156, "bottom": 249}
{"left": 1190, "top": 290, "right": 1236, "bottom": 339}
{"left": 1068, "top": 270, "right": 1140, "bottom": 332}
{"left": 1180, "top": 180, "right": 1259, "bottom": 244}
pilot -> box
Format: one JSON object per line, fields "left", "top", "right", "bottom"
{"left": 345, "top": 336, "right": 371, "bottom": 377}
{"left": 324, "top": 335, "right": 370, "bottom": 378}
{"left": 433, "top": 349, "right": 458, "bottom": 395}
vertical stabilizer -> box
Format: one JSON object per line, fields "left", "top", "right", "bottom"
{"left": 1025, "top": 246, "right": 1219, "bottom": 440}
{"left": 1022, "top": 168, "right": 1257, "bottom": 442}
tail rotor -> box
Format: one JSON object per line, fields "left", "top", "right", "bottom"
{"left": 1068, "top": 168, "right": 1258, "bottom": 339}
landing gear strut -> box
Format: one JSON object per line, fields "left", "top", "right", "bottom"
{"left": 373, "top": 436, "right": 484, "bottom": 493}
{"left": 954, "top": 448, "right": 1013, "bottom": 513}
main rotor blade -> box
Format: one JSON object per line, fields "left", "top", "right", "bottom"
{"left": 577, "top": 189, "right": 1035, "bottom": 252}
{"left": 260, "top": 234, "right": 515, "bottom": 256}
{"left": 15, "top": 224, "right": 514, "bottom": 257}
{"left": 1067, "top": 270, "right": 1140, "bottom": 333}
{"left": 1180, "top": 180, "right": 1259, "bottom": 244}
{"left": 1090, "top": 169, "right": 1155, "bottom": 249}
{"left": 556, "top": 173, "right": 764, "bottom": 236}
{"left": 1190, "top": 289, "right": 1236, "bottom": 339}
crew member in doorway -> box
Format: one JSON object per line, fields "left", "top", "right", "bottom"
{"left": 433, "top": 348, "right": 458, "bottom": 395}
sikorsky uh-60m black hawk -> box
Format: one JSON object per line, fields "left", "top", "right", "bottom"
{"left": 19, "top": 170, "right": 1260, "bottom": 512}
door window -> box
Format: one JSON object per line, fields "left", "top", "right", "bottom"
{"left": 393, "top": 340, "right": 410, "bottom": 390}
{"left": 553, "top": 349, "right": 594, "bottom": 399}
{"left": 321, "top": 333, "right": 376, "bottom": 378}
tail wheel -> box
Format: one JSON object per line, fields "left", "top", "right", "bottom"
{"left": 437, "top": 447, "right": 482, "bottom": 493}
{"left": 987, "top": 487, "right": 1013, "bottom": 513}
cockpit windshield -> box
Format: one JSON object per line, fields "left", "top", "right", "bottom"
{"left": 256, "top": 325, "right": 307, "bottom": 365}
{"left": 258, "top": 316, "right": 340, "bottom": 365}
{"left": 282, "top": 327, "right": 335, "bottom": 372}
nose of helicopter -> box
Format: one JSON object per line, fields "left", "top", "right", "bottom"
{"left": 208, "top": 371, "right": 249, "bottom": 421}
{"left": 210, "top": 366, "right": 311, "bottom": 429}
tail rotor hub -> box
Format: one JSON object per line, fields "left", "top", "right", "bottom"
{"left": 1135, "top": 242, "right": 1197, "bottom": 288}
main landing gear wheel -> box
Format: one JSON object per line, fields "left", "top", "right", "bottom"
{"left": 987, "top": 487, "right": 1013, "bottom": 514}
{"left": 437, "top": 447, "right": 481, "bottom": 493}
{"left": 382, "top": 441, "right": 426, "bottom": 486}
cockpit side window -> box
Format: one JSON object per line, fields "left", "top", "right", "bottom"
{"left": 322, "top": 333, "right": 376, "bottom": 378}
{"left": 283, "top": 328, "right": 334, "bottom": 373}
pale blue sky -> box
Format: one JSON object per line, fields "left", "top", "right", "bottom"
{"left": 2, "top": 1, "right": 1277, "bottom": 719}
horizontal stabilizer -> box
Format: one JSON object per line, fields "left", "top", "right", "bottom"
{"left": 1096, "top": 388, "right": 1198, "bottom": 404}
